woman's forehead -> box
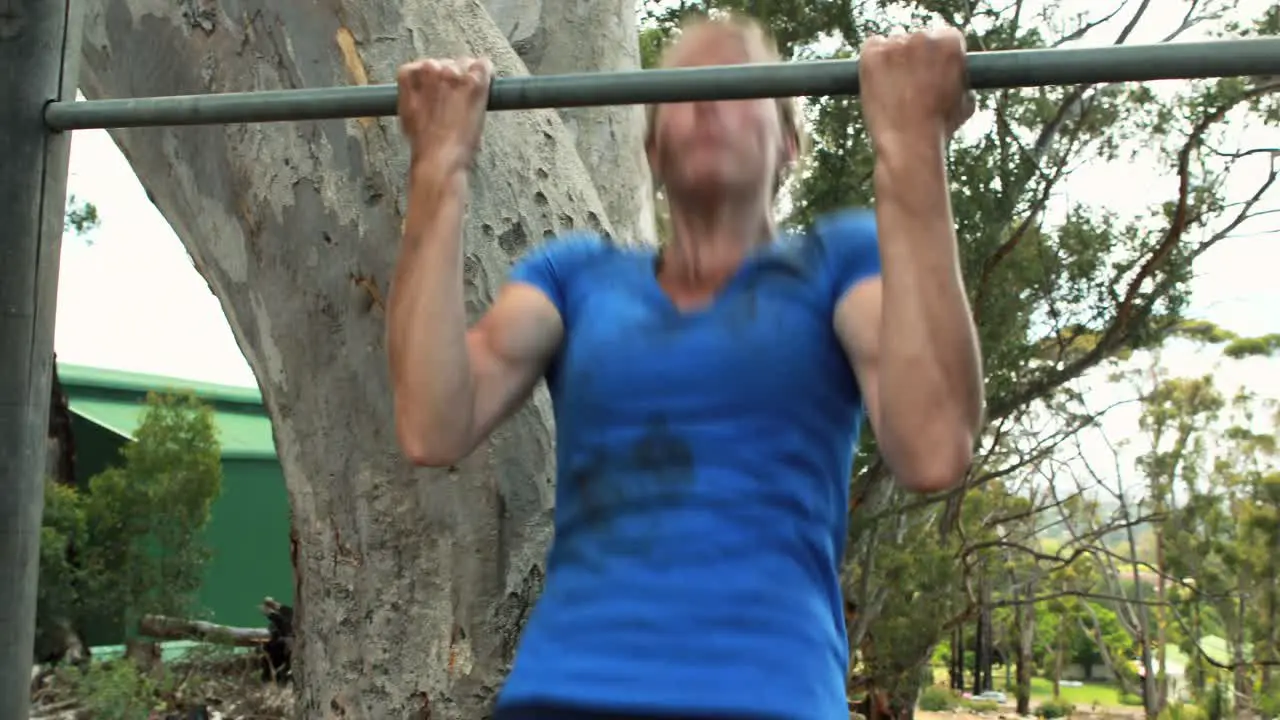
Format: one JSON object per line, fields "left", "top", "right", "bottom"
{"left": 662, "top": 22, "right": 769, "bottom": 68}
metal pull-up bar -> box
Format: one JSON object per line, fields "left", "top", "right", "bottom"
{"left": 43, "top": 37, "right": 1280, "bottom": 131}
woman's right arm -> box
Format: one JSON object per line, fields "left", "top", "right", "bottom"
{"left": 387, "top": 57, "right": 564, "bottom": 467}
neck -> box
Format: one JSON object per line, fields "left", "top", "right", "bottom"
{"left": 660, "top": 195, "right": 775, "bottom": 290}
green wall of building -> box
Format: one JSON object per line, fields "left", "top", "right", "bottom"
{"left": 58, "top": 363, "right": 293, "bottom": 643}
{"left": 201, "top": 458, "right": 293, "bottom": 627}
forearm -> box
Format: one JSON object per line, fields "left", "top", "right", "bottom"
{"left": 873, "top": 139, "right": 984, "bottom": 486}
{"left": 386, "top": 168, "right": 476, "bottom": 462}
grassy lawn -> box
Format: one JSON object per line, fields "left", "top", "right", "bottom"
{"left": 1024, "top": 676, "right": 1124, "bottom": 707}
{"left": 928, "top": 666, "right": 1128, "bottom": 709}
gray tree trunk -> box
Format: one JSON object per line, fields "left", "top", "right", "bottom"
{"left": 485, "top": 0, "right": 656, "bottom": 246}
{"left": 1015, "top": 582, "right": 1035, "bottom": 716}
{"left": 78, "top": 0, "right": 640, "bottom": 716}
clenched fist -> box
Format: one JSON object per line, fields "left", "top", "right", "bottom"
{"left": 858, "top": 27, "right": 975, "bottom": 149}
{"left": 396, "top": 57, "right": 493, "bottom": 178}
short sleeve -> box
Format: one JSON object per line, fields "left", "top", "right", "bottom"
{"left": 814, "top": 208, "right": 882, "bottom": 304}
{"left": 506, "top": 231, "right": 609, "bottom": 317}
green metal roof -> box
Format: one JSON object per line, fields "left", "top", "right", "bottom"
{"left": 58, "top": 363, "right": 264, "bottom": 405}
{"left": 58, "top": 363, "right": 277, "bottom": 460}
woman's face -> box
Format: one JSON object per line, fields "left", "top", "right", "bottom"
{"left": 647, "top": 24, "right": 792, "bottom": 203}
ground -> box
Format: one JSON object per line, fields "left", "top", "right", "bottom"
{"left": 931, "top": 664, "right": 1131, "bottom": 708}
{"left": 917, "top": 709, "right": 1143, "bottom": 720}
{"left": 919, "top": 668, "right": 1140, "bottom": 720}
{"left": 30, "top": 648, "right": 1140, "bottom": 720}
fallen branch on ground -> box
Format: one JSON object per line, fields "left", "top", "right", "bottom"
{"left": 28, "top": 698, "right": 80, "bottom": 720}
{"left": 138, "top": 615, "right": 269, "bottom": 647}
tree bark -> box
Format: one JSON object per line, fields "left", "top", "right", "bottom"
{"left": 78, "top": 0, "right": 639, "bottom": 717}
{"left": 1155, "top": 532, "right": 1168, "bottom": 712}
{"left": 484, "top": 0, "right": 655, "bottom": 247}
{"left": 1191, "top": 603, "right": 1206, "bottom": 695}
{"left": 1264, "top": 576, "right": 1277, "bottom": 691}
{"left": 949, "top": 626, "right": 964, "bottom": 691}
{"left": 980, "top": 587, "right": 994, "bottom": 694}
{"left": 46, "top": 356, "right": 78, "bottom": 489}
{"left": 973, "top": 576, "right": 992, "bottom": 695}
{"left": 1015, "top": 585, "right": 1035, "bottom": 716}
{"left": 1232, "top": 590, "right": 1252, "bottom": 717}
{"left": 1053, "top": 615, "right": 1065, "bottom": 698}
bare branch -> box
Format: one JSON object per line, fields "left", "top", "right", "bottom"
{"left": 988, "top": 81, "right": 1280, "bottom": 421}
{"left": 1050, "top": 1, "right": 1129, "bottom": 47}
{"left": 992, "top": 589, "right": 1170, "bottom": 608}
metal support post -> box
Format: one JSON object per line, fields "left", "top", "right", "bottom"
{"left": 0, "top": 1, "right": 83, "bottom": 717}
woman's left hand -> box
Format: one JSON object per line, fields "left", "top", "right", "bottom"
{"left": 857, "top": 27, "right": 976, "bottom": 148}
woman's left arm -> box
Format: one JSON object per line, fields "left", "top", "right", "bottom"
{"left": 833, "top": 26, "right": 985, "bottom": 493}
{"left": 834, "top": 141, "right": 984, "bottom": 493}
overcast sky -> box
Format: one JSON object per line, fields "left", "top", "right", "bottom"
{"left": 53, "top": 0, "right": 1278, "bottom": 473}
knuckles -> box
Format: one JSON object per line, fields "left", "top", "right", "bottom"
{"left": 396, "top": 57, "right": 493, "bottom": 93}
{"left": 858, "top": 26, "right": 973, "bottom": 135}
{"left": 860, "top": 27, "right": 967, "bottom": 69}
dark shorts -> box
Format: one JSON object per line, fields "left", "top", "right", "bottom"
{"left": 494, "top": 704, "right": 781, "bottom": 720}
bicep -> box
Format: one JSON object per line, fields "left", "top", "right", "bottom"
{"left": 466, "top": 282, "right": 564, "bottom": 441}
{"left": 834, "top": 277, "right": 884, "bottom": 436}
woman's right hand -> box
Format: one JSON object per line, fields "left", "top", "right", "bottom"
{"left": 396, "top": 57, "right": 493, "bottom": 178}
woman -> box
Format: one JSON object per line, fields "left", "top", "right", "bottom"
{"left": 388, "top": 13, "right": 984, "bottom": 720}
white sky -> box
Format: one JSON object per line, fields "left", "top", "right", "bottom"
{"left": 54, "top": 0, "right": 1279, "bottom": 470}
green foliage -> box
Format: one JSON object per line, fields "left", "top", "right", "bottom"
{"left": 965, "top": 699, "right": 1001, "bottom": 713}
{"left": 37, "top": 391, "right": 222, "bottom": 644}
{"left": 1119, "top": 692, "right": 1144, "bottom": 707}
{"left": 918, "top": 685, "right": 958, "bottom": 711}
{"left": 1255, "top": 687, "right": 1280, "bottom": 719}
{"left": 64, "top": 194, "right": 100, "bottom": 237}
{"left": 1035, "top": 697, "right": 1075, "bottom": 719}
{"left": 639, "top": 25, "right": 667, "bottom": 69}
{"left": 1222, "top": 333, "right": 1280, "bottom": 359}
{"left": 36, "top": 481, "right": 89, "bottom": 635}
{"left": 1200, "top": 682, "right": 1230, "bottom": 720}
{"left": 1158, "top": 704, "right": 1208, "bottom": 720}
{"left": 63, "top": 660, "right": 172, "bottom": 720}
{"left": 1173, "top": 319, "right": 1239, "bottom": 345}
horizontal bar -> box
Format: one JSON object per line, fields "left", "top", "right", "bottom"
{"left": 44, "top": 37, "right": 1280, "bottom": 130}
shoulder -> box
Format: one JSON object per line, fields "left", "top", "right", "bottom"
{"left": 807, "top": 208, "right": 881, "bottom": 302}
{"left": 811, "top": 207, "right": 879, "bottom": 262}
{"left": 512, "top": 230, "right": 615, "bottom": 272}
{"left": 507, "top": 231, "right": 625, "bottom": 314}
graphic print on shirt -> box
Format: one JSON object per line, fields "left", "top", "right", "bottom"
{"left": 565, "top": 414, "right": 695, "bottom": 569}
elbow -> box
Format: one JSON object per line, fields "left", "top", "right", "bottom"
{"left": 394, "top": 402, "right": 468, "bottom": 468}
{"left": 398, "top": 435, "right": 462, "bottom": 468}
{"left": 890, "top": 429, "right": 974, "bottom": 494}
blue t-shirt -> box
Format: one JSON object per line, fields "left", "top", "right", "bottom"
{"left": 496, "top": 208, "right": 881, "bottom": 720}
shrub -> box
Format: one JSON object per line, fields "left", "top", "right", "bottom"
{"left": 919, "top": 685, "right": 958, "bottom": 711}
{"left": 35, "top": 480, "right": 89, "bottom": 658}
{"left": 1255, "top": 688, "right": 1280, "bottom": 720}
{"left": 965, "top": 699, "right": 1001, "bottom": 713}
{"left": 1120, "top": 692, "right": 1145, "bottom": 707}
{"left": 1036, "top": 698, "right": 1075, "bottom": 719}
{"left": 37, "top": 391, "right": 222, "bottom": 649}
{"left": 64, "top": 659, "right": 172, "bottom": 720}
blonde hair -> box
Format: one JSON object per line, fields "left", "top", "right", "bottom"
{"left": 644, "top": 11, "right": 809, "bottom": 200}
